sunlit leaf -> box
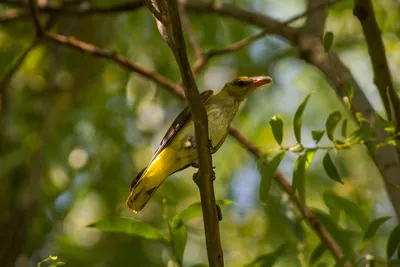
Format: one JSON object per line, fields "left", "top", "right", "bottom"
{"left": 325, "top": 111, "right": 342, "bottom": 140}
{"left": 363, "top": 216, "right": 391, "bottom": 240}
{"left": 259, "top": 151, "right": 286, "bottom": 204}
{"left": 171, "top": 217, "right": 187, "bottom": 265}
{"left": 270, "top": 114, "right": 283, "bottom": 145}
{"left": 309, "top": 243, "right": 326, "bottom": 266}
{"left": 87, "top": 218, "right": 168, "bottom": 241}
{"left": 293, "top": 94, "right": 312, "bottom": 143}
{"left": 322, "top": 151, "right": 343, "bottom": 184}
{"left": 292, "top": 155, "right": 306, "bottom": 204}
{"left": 386, "top": 224, "right": 400, "bottom": 259}
{"left": 305, "top": 149, "right": 317, "bottom": 168}
{"left": 311, "top": 130, "right": 325, "bottom": 144}
{"left": 323, "top": 32, "right": 334, "bottom": 52}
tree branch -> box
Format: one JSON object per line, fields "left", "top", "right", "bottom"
{"left": 353, "top": 0, "right": 400, "bottom": 130}
{"left": 302, "top": 0, "right": 329, "bottom": 37}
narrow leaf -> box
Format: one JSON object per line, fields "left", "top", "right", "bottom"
{"left": 345, "top": 83, "right": 354, "bottom": 102}
{"left": 341, "top": 119, "right": 348, "bottom": 138}
{"left": 322, "top": 151, "right": 343, "bottom": 184}
{"left": 87, "top": 218, "right": 168, "bottom": 241}
{"left": 312, "top": 130, "right": 325, "bottom": 144}
{"left": 259, "top": 151, "right": 286, "bottom": 204}
{"left": 305, "top": 149, "right": 317, "bottom": 168}
{"left": 171, "top": 217, "right": 188, "bottom": 265}
{"left": 292, "top": 155, "right": 306, "bottom": 204}
{"left": 246, "top": 243, "right": 288, "bottom": 267}
{"left": 270, "top": 114, "right": 284, "bottom": 145}
{"left": 309, "top": 243, "right": 326, "bottom": 265}
{"left": 323, "top": 32, "right": 334, "bottom": 52}
{"left": 325, "top": 111, "right": 342, "bottom": 140}
{"left": 176, "top": 200, "right": 233, "bottom": 223}
{"left": 387, "top": 224, "right": 400, "bottom": 259}
{"left": 363, "top": 216, "right": 391, "bottom": 240}
{"left": 323, "top": 192, "right": 369, "bottom": 231}
{"left": 293, "top": 94, "right": 312, "bottom": 143}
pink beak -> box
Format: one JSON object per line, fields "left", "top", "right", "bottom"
{"left": 251, "top": 76, "right": 273, "bottom": 88}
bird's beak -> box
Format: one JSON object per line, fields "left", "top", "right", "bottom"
{"left": 250, "top": 76, "right": 273, "bottom": 88}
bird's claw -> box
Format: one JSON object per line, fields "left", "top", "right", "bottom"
{"left": 216, "top": 205, "right": 222, "bottom": 221}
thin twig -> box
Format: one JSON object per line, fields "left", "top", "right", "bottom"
{"left": 179, "top": 4, "right": 202, "bottom": 60}
{"left": 27, "top": 0, "right": 43, "bottom": 36}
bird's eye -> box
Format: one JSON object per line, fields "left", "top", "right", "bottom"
{"left": 237, "top": 80, "right": 246, "bottom": 86}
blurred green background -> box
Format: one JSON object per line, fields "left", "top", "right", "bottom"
{"left": 1, "top": 0, "right": 400, "bottom": 266}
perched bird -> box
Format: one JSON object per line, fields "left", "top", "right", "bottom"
{"left": 127, "top": 76, "right": 273, "bottom": 213}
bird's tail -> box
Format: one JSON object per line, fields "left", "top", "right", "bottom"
{"left": 126, "top": 148, "right": 176, "bottom": 213}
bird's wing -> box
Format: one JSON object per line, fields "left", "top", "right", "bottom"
{"left": 130, "top": 90, "right": 213, "bottom": 190}
{"left": 150, "top": 90, "right": 214, "bottom": 163}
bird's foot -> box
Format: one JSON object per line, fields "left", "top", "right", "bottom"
{"left": 211, "top": 169, "right": 216, "bottom": 181}
{"left": 184, "top": 136, "right": 196, "bottom": 149}
{"left": 191, "top": 162, "right": 199, "bottom": 168}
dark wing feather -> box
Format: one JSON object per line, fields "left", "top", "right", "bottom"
{"left": 150, "top": 90, "right": 213, "bottom": 163}
{"left": 130, "top": 90, "right": 213, "bottom": 190}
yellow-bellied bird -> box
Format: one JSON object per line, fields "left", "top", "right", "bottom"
{"left": 127, "top": 76, "right": 273, "bottom": 213}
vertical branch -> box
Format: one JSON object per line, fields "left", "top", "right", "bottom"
{"left": 353, "top": 0, "right": 400, "bottom": 129}
{"left": 146, "top": 0, "right": 224, "bottom": 265}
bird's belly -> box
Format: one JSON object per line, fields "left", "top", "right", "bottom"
{"left": 207, "top": 108, "right": 232, "bottom": 146}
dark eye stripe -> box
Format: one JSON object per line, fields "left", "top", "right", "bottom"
{"left": 237, "top": 80, "right": 246, "bottom": 86}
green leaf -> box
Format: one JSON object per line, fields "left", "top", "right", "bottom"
{"left": 292, "top": 155, "right": 306, "bottom": 204}
{"left": 171, "top": 217, "right": 188, "bottom": 265}
{"left": 345, "top": 83, "right": 354, "bottom": 102}
{"left": 258, "top": 151, "right": 286, "bottom": 204}
{"left": 323, "top": 32, "right": 334, "bottom": 52}
{"left": 323, "top": 192, "right": 369, "bottom": 231}
{"left": 309, "top": 243, "right": 326, "bottom": 266}
{"left": 322, "top": 151, "right": 343, "bottom": 184}
{"left": 386, "top": 224, "right": 400, "bottom": 259}
{"left": 341, "top": 119, "right": 348, "bottom": 138}
{"left": 322, "top": 193, "right": 340, "bottom": 223}
{"left": 305, "top": 149, "right": 317, "bottom": 168}
{"left": 363, "top": 216, "right": 391, "bottom": 240}
{"left": 176, "top": 200, "right": 233, "bottom": 223}
{"left": 325, "top": 111, "right": 342, "bottom": 140}
{"left": 246, "top": 243, "right": 288, "bottom": 267}
{"left": 311, "top": 130, "right": 325, "bottom": 144}
{"left": 87, "top": 218, "right": 168, "bottom": 241}
{"left": 293, "top": 94, "right": 312, "bottom": 143}
{"left": 270, "top": 114, "right": 283, "bottom": 145}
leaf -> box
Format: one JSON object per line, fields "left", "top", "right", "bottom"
{"left": 258, "top": 151, "right": 286, "bottom": 204}
{"left": 345, "top": 83, "right": 354, "bottom": 102}
{"left": 309, "top": 243, "right": 326, "bottom": 266}
{"left": 341, "top": 119, "right": 348, "bottom": 138}
{"left": 323, "top": 192, "right": 369, "bottom": 231}
{"left": 386, "top": 224, "right": 400, "bottom": 259}
{"left": 293, "top": 94, "right": 312, "bottom": 143}
{"left": 245, "top": 243, "right": 288, "bottom": 267}
{"left": 171, "top": 217, "right": 188, "bottom": 265}
{"left": 325, "top": 111, "right": 342, "bottom": 140}
{"left": 176, "top": 200, "right": 233, "bottom": 223}
{"left": 322, "top": 151, "right": 343, "bottom": 184}
{"left": 323, "top": 32, "right": 334, "bottom": 52}
{"left": 323, "top": 193, "right": 340, "bottom": 223}
{"left": 270, "top": 114, "right": 283, "bottom": 145}
{"left": 311, "top": 130, "right": 325, "bottom": 144}
{"left": 87, "top": 218, "right": 168, "bottom": 241}
{"left": 292, "top": 155, "right": 306, "bottom": 204}
{"left": 363, "top": 216, "right": 391, "bottom": 240}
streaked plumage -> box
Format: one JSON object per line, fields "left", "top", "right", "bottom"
{"left": 127, "top": 76, "right": 273, "bottom": 213}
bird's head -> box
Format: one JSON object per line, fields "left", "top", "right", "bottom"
{"left": 221, "top": 76, "right": 273, "bottom": 101}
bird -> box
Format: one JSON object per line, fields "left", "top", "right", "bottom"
{"left": 126, "top": 75, "right": 273, "bottom": 213}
